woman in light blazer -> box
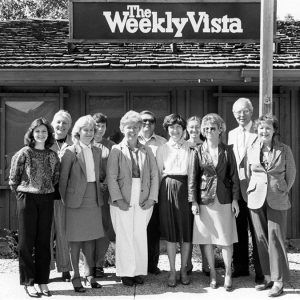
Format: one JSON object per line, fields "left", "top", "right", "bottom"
{"left": 59, "top": 115, "right": 105, "bottom": 292}
{"left": 107, "top": 110, "right": 159, "bottom": 286}
{"left": 246, "top": 114, "right": 296, "bottom": 297}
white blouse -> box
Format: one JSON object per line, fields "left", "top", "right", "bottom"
{"left": 79, "top": 141, "right": 96, "bottom": 182}
{"left": 156, "top": 138, "right": 190, "bottom": 178}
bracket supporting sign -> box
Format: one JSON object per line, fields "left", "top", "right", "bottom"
{"left": 69, "top": 0, "right": 262, "bottom": 43}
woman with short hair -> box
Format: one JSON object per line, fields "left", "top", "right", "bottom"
{"left": 9, "top": 117, "right": 60, "bottom": 297}
{"left": 156, "top": 113, "right": 193, "bottom": 287}
{"left": 188, "top": 113, "right": 240, "bottom": 291}
{"left": 59, "top": 115, "right": 105, "bottom": 292}
{"left": 107, "top": 110, "right": 159, "bottom": 286}
{"left": 246, "top": 114, "right": 296, "bottom": 297}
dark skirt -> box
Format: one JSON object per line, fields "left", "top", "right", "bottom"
{"left": 158, "top": 175, "right": 193, "bottom": 243}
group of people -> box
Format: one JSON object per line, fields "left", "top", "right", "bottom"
{"left": 9, "top": 97, "right": 296, "bottom": 298}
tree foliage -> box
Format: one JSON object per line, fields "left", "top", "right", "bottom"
{"left": 0, "top": 0, "right": 68, "bottom": 21}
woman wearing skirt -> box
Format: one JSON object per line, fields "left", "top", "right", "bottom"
{"left": 156, "top": 113, "right": 193, "bottom": 287}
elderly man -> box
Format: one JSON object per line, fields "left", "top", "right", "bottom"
{"left": 138, "top": 110, "right": 167, "bottom": 275}
{"left": 228, "top": 98, "right": 263, "bottom": 284}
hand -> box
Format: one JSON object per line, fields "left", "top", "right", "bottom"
{"left": 140, "top": 199, "right": 155, "bottom": 210}
{"left": 116, "top": 199, "right": 131, "bottom": 211}
{"left": 191, "top": 202, "right": 199, "bottom": 215}
{"left": 232, "top": 199, "right": 239, "bottom": 217}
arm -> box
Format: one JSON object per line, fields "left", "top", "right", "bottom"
{"left": 188, "top": 148, "right": 200, "bottom": 214}
{"left": 156, "top": 145, "right": 164, "bottom": 183}
{"left": 52, "top": 152, "right": 60, "bottom": 187}
{"left": 8, "top": 149, "right": 25, "bottom": 192}
{"left": 285, "top": 145, "right": 296, "bottom": 192}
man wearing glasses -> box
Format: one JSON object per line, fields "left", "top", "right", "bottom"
{"left": 228, "top": 98, "right": 264, "bottom": 284}
{"left": 138, "top": 110, "right": 167, "bottom": 275}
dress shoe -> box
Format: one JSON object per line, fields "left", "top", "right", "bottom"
{"left": 38, "top": 284, "right": 51, "bottom": 297}
{"left": 24, "top": 286, "right": 40, "bottom": 298}
{"left": 121, "top": 277, "right": 134, "bottom": 286}
{"left": 255, "top": 280, "right": 273, "bottom": 291}
{"left": 85, "top": 276, "right": 102, "bottom": 288}
{"left": 62, "top": 271, "right": 71, "bottom": 282}
{"left": 268, "top": 285, "right": 283, "bottom": 297}
{"left": 148, "top": 267, "right": 161, "bottom": 275}
{"left": 232, "top": 270, "right": 249, "bottom": 277}
{"left": 167, "top": 272, "right": 177, "bottom": 287}
{"left": 134, "top": 276, "right": 144, "bottom": 284}
{"left": 71, "top": 278, "right": 86, "bottom": 293}
{"left": 94, "top": 267, "right": 105, "bottom": 278}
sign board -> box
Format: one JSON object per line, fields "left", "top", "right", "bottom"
{"left": 69, "top": 0, "right": 261, "bottom": 42}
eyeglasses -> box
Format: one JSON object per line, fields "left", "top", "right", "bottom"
{"left": 203, "top": 127, "right": 217, "bottom": 132}
{"left": 142, "top": 119, "right": 155, "bottom": 124}
{"left": 234, "top": 109, "right": 251, "bottom": 116}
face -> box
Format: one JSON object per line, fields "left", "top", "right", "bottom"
{"left": 79, "top": 124, "right": 95, "bottom": 145}
{"left": 94, "top": 122, "right": 107, "bottom": 141}
{"left": 168, "top": 123, "right": 184, "bottom": 142}
{"left": 202, "top": 122, "right": 220, "bottom": 141}
{"left": 257, "top": 121, "right": 275, "bottom": 145}
{"left": 140, "top": 113, "right": 155, "bottom": 136}
{"left": 233, "top": 102, "right": 253, "bottom": 127}
{"left": 187, "top": 120, "right": 201, "bottom": 139}
{"left": 53, "top": 116, "right": 70, "bottom": 138}
{"left": 33, "top": 124, "right": 48, "bottom": 145}
{"left": 122, "top": 121, "right": 141, "bottom": 143}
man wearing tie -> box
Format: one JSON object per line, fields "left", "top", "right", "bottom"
{"left": 228, "top": 98, "right": 263, "bottom": 283}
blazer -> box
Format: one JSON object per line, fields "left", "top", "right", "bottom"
{"left": 228, "top": 123, "right": 257, "bottom": 201}
{"left": 59, "top": 144, "right": 105, "bottom": 209}
{"left": 188, "top": 142, "right": 240, "bottom": 205}
{"left": 106, "top": 138, "right": 159, "bottom": 206}
{"left": 246, "top": 139, "right": 296, "bottom": 210}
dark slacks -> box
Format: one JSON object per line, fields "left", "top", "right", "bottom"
{"left": 147, "top": 202, "right": 160, "bottom": 271}
{"left": 250, "top": 202, "right": 289, "bottom": 282}
{"left": 17, "top": 192, "right": 54, "bottom": 286}
{"left": 233, "top": 198, "right": 263, "bottom": 276}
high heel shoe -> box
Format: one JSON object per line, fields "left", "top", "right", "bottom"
{"left": 209, "top": 273, "right": 218, "bottom": 289}
{"left": 224, "top": 275, "right": 233, "bottom": 292}
{"left": 24, "top": 286, "right": 40, "bottom": 298}
{"left": 180, "top": 272, "right": 191, "bottom": 285}
{"left": 38, "top": 284, "right": 52, "bottom": 297}
{"left": 71, "top": 278, "right": 86, "bottom": 293}
{"left": 167, "top": 272, "right": 177, "bottom": 287}
{"left": 85, "top": 276, "right": 102, "bottom": 289}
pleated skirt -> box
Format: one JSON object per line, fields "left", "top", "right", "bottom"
{"left": 158, "top": 175, "right": 193, "bottom": 243}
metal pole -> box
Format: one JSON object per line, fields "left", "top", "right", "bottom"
{"left": 259, "top": 0, "right": 275, "bottom": 115}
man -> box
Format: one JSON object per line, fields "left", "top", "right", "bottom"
{"left": 138, "top": 110, "right": 167, "bottom": 275}
{"left": 228, "top": 98, "right": 264, "bottom": 283}
{"left": 92, "top": 113, "right": 116, "bottom": 278}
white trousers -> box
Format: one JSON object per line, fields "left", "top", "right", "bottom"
{"left": 110, "top": 178, "right": 153, "bottom": 277}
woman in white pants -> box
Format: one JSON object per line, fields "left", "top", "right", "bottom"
{"left": 107, "top": 110, "right": 159, "bottom": 286}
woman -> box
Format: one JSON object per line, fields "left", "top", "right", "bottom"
{"left": 59, "top": 115, "right": 105, "bottom": 292}
{"left": 107, "top": 110, "right": 159, "bottom": 286}
{"left": 156, "top": 113, "right": 193, "bottom": 287}
{"left": 186, "top": 116, "right": 209, "bottom": 276}
{"left": 50, "top": 110, "right": 73, "bottom": 282}
{"left": 246, "top": 114, "right": 296, "bottom": 297}
{"left": 188, "top": 113, "right": 240, "bottom": 291}
{"left": 9, "top": 118, "right": 60, "bottom": 297}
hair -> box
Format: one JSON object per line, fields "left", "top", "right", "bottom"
{"left": 185, "top": 115, "right": 203, "bottom": 140}
{"left": 119, "top": 110, "right": 142, "bottom": 132}
{"left": 163, "top": 113, "right": 186, "bottom": 131}
{"left": 71, "top": 115, "right": 96, "bottom": 144}
{"left": 254, "top": 114, "right": 280, "bottom": 142}
{"left": 140, "top": 110, "right": 156, "bottom": 123}
{"left": 24, "top": 117, "right": 55, "bottom": 149}
{"left": 232, "top": 97, "right": 254, "bottom": 113}
{"left": 201, "top": 113, "right": 226, "bottom": 138}
{"left": 51, "top": 110, "right": 72, "bottom": 127}
{"left": 92, "top": 112, "right": 108, "bottom": 125}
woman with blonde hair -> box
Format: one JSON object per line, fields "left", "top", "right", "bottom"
{"left": 107, "top": 110, "right": 159, "bottom": 286}
{"left": 188, "top": 113, "right": 240, "bottom": 291}
{"left": 59, "top": 115, "right": 105, "bottom": 292}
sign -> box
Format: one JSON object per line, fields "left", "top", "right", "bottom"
{"left": 69, "top": 0, "right": 261, "bottom": 42}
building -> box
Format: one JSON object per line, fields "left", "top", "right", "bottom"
{"left": 0, "top": 19, "right": 299, "bottom": 239}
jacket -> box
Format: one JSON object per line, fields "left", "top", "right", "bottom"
{"left": 188, "top": 142, "right": 240, "bottom": 205}
{"left": 228, "top": 123, "right": 257, "bottom": 201}
{"left": 106, "top": 138, "right": 159, "bottom": 205}
{"left": 246, "top": 139, "right": 296, "bottom": 210}
{"left": 59, "top": 144, "right": 105, "bottom": 208}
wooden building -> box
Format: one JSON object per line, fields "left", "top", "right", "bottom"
{"left": 0, "top": 19, "right": 299, "bottom": 239}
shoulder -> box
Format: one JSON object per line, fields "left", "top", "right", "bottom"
{"left": 155, "top": 134, "right": 167, "bottom": 144}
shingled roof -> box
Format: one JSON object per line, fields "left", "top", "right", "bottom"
{"left": 0, "top": 19, "right": 300, "bottom": 69}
